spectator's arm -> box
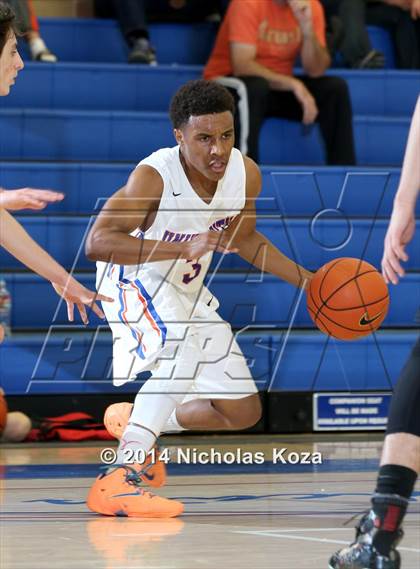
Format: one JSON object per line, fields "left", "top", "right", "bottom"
{"left": 230, "top": 42, "right": 319, "bottom": 124}
{"left": 300, "top": 29, "right": 331, "bottom": 76}
{"left": 288, "top": 0, "right": 330, "bottom": 76}
{"left": 230, "top": 42, "right": 297, "bottom": 91}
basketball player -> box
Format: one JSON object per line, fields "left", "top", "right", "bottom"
{"left": 85, "top": 79, "right": 313, "bottom": 517}
{"left": 0, "top": 2, "right": 112, "bottom": 322}
{"left": 329, "top": 97, "right": 420, "bottom": 568}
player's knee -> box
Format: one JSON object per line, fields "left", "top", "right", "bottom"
{"left": 244, "top": 396, "right": 263, "bottom": 428}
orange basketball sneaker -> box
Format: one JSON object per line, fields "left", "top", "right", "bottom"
{"left": 104, "top": 402, "right": 166, "bottom": 488}
{"left": 87, "top": 463, "right": 183, "bottom": 518}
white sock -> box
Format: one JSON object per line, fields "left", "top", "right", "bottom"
{"left": 116, "top": 423, "right": 156, "bottom": 465}
{"left": 162, "top": 408, "right": 186, "bottom": 433}
{"left": 29, "top": 37, "right": 47, "bottom": 58}
{"left": 130, "top": 391, "right": 179, "bottom": 434}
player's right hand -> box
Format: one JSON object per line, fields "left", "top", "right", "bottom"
{"left": 52, "top": 279, "right": 114, "bottom": 325}
{"left": 381, "top": 202, "right": 416, "bottom": 285}
{"left": 292, "top": 79, "right": 318, "bottom": 125}
{"left": 0, "top": 188, "right": 65, "bottom": 211}
{"left": 181, "top": 231, "right": 238, "bottom": 259}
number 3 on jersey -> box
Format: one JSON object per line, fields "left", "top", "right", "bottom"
{"left": 183, "top": 259, "right": 202, "bottom": 284}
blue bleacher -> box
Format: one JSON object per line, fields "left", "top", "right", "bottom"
{"left": 259, "top": 115, "right": 412, "bottom": 166}
{"left": 17, "top": 19, "right": 398, "bottom": 69}
{"left": 0, "top": 330, "right": 416, "bottom": 394}
{"left": 2, "top": 65, "right": 419, "bottom": 116}
{"left": 1, "top": 216, "right": 419, "bottom": 271}
{"left": 0, "top": 19, "right": 417, "bottom": 166}
{"left": 23, "top": 20, "right": 218, "bottom": 65}
{"left": 0, "top": 108, "right": 412, "bottom": 166}
{"left": 3, "top": 163, "right": 420, "bottom": 216}
{"left": 1, "top": 17, "right": 419, "bottom": 397}
{"left": 3, "top": 272, "right": 419, "bottom": 330}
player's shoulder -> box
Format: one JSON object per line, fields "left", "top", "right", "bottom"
{"left": 126, "top": 163, "right": 164, "bottom": 200}
{"left": 129, "top": 146, "right": 179, "bottom": 197}
{"left": 243, "top": 155, "right": 262, "bottom": 196}
{"left": 138, "top": 146, "right": 178, "bottom": 170}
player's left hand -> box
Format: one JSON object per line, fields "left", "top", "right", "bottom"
{"left": 52, "top": 279, "right": 114, "bottom": 324}
{"left": 381, "top": 202, "right": 416, "bottom": 285}
{"left": 0, "top": 188, "right": 65, "bottom": 211}
{"left": 287, "top": 0, "right": 313, "bottom": 36}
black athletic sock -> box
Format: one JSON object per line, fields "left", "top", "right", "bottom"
{"left": 375, "top": 464, "right": 418, "bottom": 499}
{"left": 368, "top": 465, "right": 417, "bottom": 557}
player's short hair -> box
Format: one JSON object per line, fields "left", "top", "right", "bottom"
{"left": 0, "top": 2, "right": 17, "bottom": 56}
{"left": 170, "top": 80, "right": 235, "bottom": 129}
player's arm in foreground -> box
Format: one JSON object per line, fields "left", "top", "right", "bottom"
{"left": 86, "top": 164, "right": 237, "bottom": 265}
{"left": 0, "top": 208, "right": 112, "bottom": 323}
{"left": 382, "top": 95, "right": 420, "bottom": 285}
{"left": 0, "top": 188, "right": 65, "bottom": 210}
{"left": 224, "top": 157, "right": 313, "bottom": 288}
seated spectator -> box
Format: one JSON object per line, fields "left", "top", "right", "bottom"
{"left": 6, "top": 0, "right": 57, "bottom": 62}
{"left": 95, "top": 0, "right": 223, "bottom": 65}
{"left": 204, "top": 0, "right": 356, "bottom": 165}
{"left": 322, "top": 0, "right": 385, "bottom": 68}
{"left": 323, "top": 0, "right": 420, "bottom": 69}
{"left": 366, "top": 0, "right": 420, "bottom": 69}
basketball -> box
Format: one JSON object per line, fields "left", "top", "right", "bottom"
{"left": 307, "top": 258, "right": 390, "bottom": 340}
{"left": 0, "top": 393, "right": 8, "bottom": 437}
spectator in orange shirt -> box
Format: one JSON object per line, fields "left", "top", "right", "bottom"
{"left": 204, "top": 0, "right": 356, "bottom": 165}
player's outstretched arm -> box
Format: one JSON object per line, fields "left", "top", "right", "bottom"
{"left": 0, "top": 188, "right": 64, "bottom": 211}
{"left": 382, "top": 95, "right": 420, "bottom": 285}
{"left": 224, "top": 157, "right": 313, "bottom": 288}
{"left": 0, "top": 209, "right": 112, "bottom": 323}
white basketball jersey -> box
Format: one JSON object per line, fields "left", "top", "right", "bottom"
{"left": 119, "top": 145, "right": 246, "bottom": 292}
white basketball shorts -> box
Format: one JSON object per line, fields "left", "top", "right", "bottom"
{"left": 97, "top": 264, "right": 258, "bottom": 400}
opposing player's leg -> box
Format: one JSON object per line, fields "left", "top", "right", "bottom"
{"left": 329, "top": 337, "right": 420, "bottom": 569}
